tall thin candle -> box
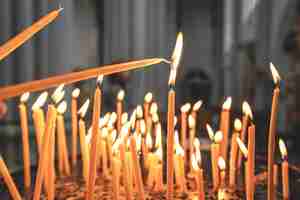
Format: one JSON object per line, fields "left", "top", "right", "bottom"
{"left": 116, "top": 89, "right": 125, "bottom": 134}
{"left": 71, "top": 88, "right": 80, "bottom": 169}
{"left": 279, "top": 139, "right": 289, "bottom": 200}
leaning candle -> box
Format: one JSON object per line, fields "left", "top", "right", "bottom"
{"left": 236, "top": 137, "right": 249, "bottom": 200}
{"left": 0, "top": 156, "right": 22, "bottom": 200}
{"left": 18, "top": 92, "right": 31, "bottom": 191}
{"left": 279, "top": 139, "right": 289, "bottom": 200}
{"left": 267, "top": 63, "right": 281, "bottom": 200}
{"left": 71, "top": 88, "right": 80, "bottom": 169}
{"left": 219, "top": 97, "right": 232, "bottom": 162}
{"left": 116, "top": 89, "right": 125, "bottom": 134}
{"left": 167, "top": 32, "right": 183, "bottom": 200}
{"left": 154, "top": 147, "right": 164, "bottom": 192}
{"left": 180, "top": 103, "right": 191, "bottom": 158}
{"left": 247, "top": 124, "right": 256, "bottom": 200}
{"left": 0, "top": 7, "right": 63, "bottom": 62}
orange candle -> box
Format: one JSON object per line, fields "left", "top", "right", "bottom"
{"left": 180, "top": 103, "right": 191, "bottom": 158}
{"left": 18, "top": 92, "right": 31, "bottom": 191}
{"left": 144, "top": 92, "right": 153, "bottom": 132}
{"left": 101, "top": 128, "right": 109, "bottom": 177}
{"left": 219, "top": 97, "right": 232, "bottom": 162}
{"left": 188, "top": 115, "right": 196, "bottom": 168}
{"left": 116, "top": 89, "right": 125, "bottom": 134}
{"left": 120, "top": 142, "right": 133, "bottom": 200}
{"left": 153, "top": 147, "right": 164, "bottom": 192}
{"left": 218, "top": 157, "right": 226, "bottom": 188}
{"left": 191, "top": 100, "right": 203, "bottom": 126}
{"left": 71, "top": 88, "right": 80, "bottom": 169}
{"left": 111, "top": 154, "right": 121, "bottom": 200}
{"left": 0, "top": 156, "right": 22, "bottom": 200}
{"left": 267, "top": 63, "right": 281, "bottom": 200}
{"left": 247, "top": 124, "right": 256, "bottom": 200}
{"left": 174, "top": 131, "right": 187, "bottom": 192}
{"left": 279, "top": 139, "right": 289, "bottom": 200}
{"left": 273, "top": 164, "right": 278, "bottom": 188}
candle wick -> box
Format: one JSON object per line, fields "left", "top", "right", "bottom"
{"left": 58, "top": 4, "right": 64, "bottom": 12}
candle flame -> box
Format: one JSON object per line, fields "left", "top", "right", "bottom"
{"left": 168, "top": 68, "right": 178, "bottom": 86}
{"left": 121, "top": 112, "right": 128, "bottom": 125}
{"left": 101, "top": 127, "right": 109, "bottom": 139}
{"left": 218, "top": 157, "right": 226, "bottom": 170}
{"left": 140, "top": 119, "right": 146, "bottom": 134}
{"left": 155, "top": 147, "right": 163, "bottom": 161}
{"left": 214, "top": 131, "right": 223, "bottom": 144}
{"left": 136, "top": 105, "right": 143, "bottom": 118}
{"left": 171, "top": 32, "right": 183, "bottom": 70}
{"left": 78, "top": 99, "right": 90, "bottom": 118}
{"left": 236, "top": 137, "right": 248, "bottom": 158}
{"left": 99, "top": 113, "right": 110, "bottom": 128}
{"left": 192, "top": 100, "right": 203, "bottom": 112}
{"left": 146, "top": 133, "right": 153, "bottom": 149}
{"left": 120, "top": 122, "right": 130, "bottom": 139}
{"left": 129, "top": 109, "right": 137, "bottom": 129}
{"left": 96, "top": 75, "right": 104, "bottom": 86}
{"left": 117, "top": 89, "right": 125, "bottom": 101}
{"left": 32, "top": 92, "right": 48, "bottom": 110}
{"left": 188, "top": 115, "right": 196, "bottom": 128}
{"left": 150, "top": 102, "right": 158, "bottom": 115}
{"left": 152, "top": 113, "right": 159, "bottom": 123}
{"left": 51, "top": 84, "right": 64, "bottom": 103}
{"left": 279, "top": 138, "right": 288, "bottom": 159}
{"left": 234, "top": 118, "right": 242, "bottom": 132}
{"left": 155, "top": 123, "right": 162, "bottom": 148}
{"left": 20, "top": 92, "right": 30, "bottom": 103}
{"left": 191, "top": 154, "right": 199, "bottom": 171}
{"left": 222, "top": 97, "right": 232, "bottom": 110}
{"left": 144, "top": 92, "right": 153, "bottom": 103}
{"left": 180, "top": 103, "right": 191, "bottom": 113}
{"left": 174, "top": 116, "right": 178, "bottom": 127}
{"left": 242, "top": 101, "right": 253, "bottom": 119}
{"left": 57, "top": 100, "right": 67, "bottom": 114}
{"left": 270, "top": 62, "right": 281, "bottom": 85}
{"left": 72, "top": 88, "right": 80, "bottom": 98}
{"left": 206, "top": 124, "right": 215, "bottom": 141}
{"left": 194, "top": 138, "right": 202, "bottom": 165}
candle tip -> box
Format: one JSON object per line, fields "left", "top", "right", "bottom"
{"left": 72, "top": 88, "right": 80, "bottom": 98}
{"left": 78, "top": 98, "right": 90, "bottom": 118}
{"left": 206, "top": 124, "right": 215, "bottom": 141}
{"left": 188, "top": 115, "right": 196, "bottom": 128}
{"left": 32, "top": 92, "right": 48, "bottom": 110}
{"left": 222, "top": 97, "right": 232, "bottom": 110}
{"left": 57, "top": 100, "right": 67, "bottom": 114}
{"left": 51, "top": 84, "right": 65, "bottom": 104}
{"left": 236, "top": 137, "right": 248, "bottom": 158}
{"left": 180, "top": 103, "right": 191, "bottom": 113}
{"left": 214, "top": 131, "right": 223, "bottom": 143}
{"left": 192, "top": 100, "right": 203, "bottom": 111}
{"left": 279, "top": 139, "right": 288, "bottom": 159}
{"left": 218, "top": 157, "right": 226, "bottom": 170}
{"left": 150, "top": 102, "right": 158, "bottom": 115}
{"left": 270, "top": 62, "right": 281, "bottom": 85}
{"left": 96, "top": 75, "right": 104, "bottom": 86}
{"left": 20, "top": 92, "right": 30, "bottom": 103}
{"left": 234, "top": 118, "right": 242, "bottom": 131}
{"left": 144, "top": 92, "right": 153, "bottom": 103}
{"left": 242, "top": 101, "right": 253, "bottom": 119}
{"left": 117, "top": 89, "right": 125, "bottom": 101}
{"left": 58, "top": 4, "right": 64, "bottom": 12}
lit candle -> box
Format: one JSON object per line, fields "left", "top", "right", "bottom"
{"left": 180, "top": 103, "right": 191, "bottom": 159}
{"left": 219, "top": 97, "right": 232, "bottom": 162}
{"left": 229, "top": 119, "right": 242, "bottom": 187}
{"left": 111, "top": 139, "right": 122, "bottom": 200}
{"left": 167, "top": 32, "right": 183, "bottom": 200}
{"left": 116, "top": 89, "right": 125, "bottom": 134}
{"left": 191, "top": 100, "right": 203, "bottom": 127}
{"left": 32, "top": 92, "right": 48, "bottom": 157}
{"left": 267, "top": 63, "right": 281, "bottom": 200}
{"left": 121, "top": 112, "right": 129, "bottom": 126}
{"left": 218, "top": 157, "right": 226, "bottom": 188}
{"left": 174, "top": 131, "right": 187, "bottom": 193}
{"left": 188, "top": 114, "right": 196, "bottom": 169}
{"left": 273, "top": 164, "right": 278, "bottom": 188}
{"left": 153, "top": 147, "right": 164, "bottom": 192}
{"left": 87, "top": 75, "right": 103, "bottom": 200}
{"left": 279, "top": 139, "right": 289, "bottom": 200}
{"left": 18, "top": 92, "right": 31, "bottom": 191}
{"left": 154, "top": 122, "right": 162, "bottom": 149}
{"left": 247, "top": 124, "right": 256, "bottom": 200}
{"left": 100, "top": 127, "right": 109, "bottom": 177}
{"left": 0, "top": 156, "right": 22, "bottom": 200}
{"left": 71, "top": 88, "right": 80, "bottom": 169}
{"left": 144, "top": 92, "right": 153, "bottom": 132}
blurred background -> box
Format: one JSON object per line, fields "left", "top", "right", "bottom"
{"left": 0, "top": 0, "right": 299, "bottom": 171}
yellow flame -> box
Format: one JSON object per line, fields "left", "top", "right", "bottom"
{"left": 191, "top": 154, "right": 199, "bottom": 171}
{"left": 140, "top": 119, "right": 146, "bottom": 134}
{"left": 188, "top": 115, "right": 196, "bottom": 128}
{"left": 171, "top": 32, "right": 183, "bottom": 70}
{"left": 242, "top": 101, "right": 253, "bottom": 119}
{"left": 279, "top": 139, "right": 288, "bottom": 159}
{"left": 192, "top": 100, "right": 203, "bottom": 112}
{"left": 206, "top": 124, "right": 215, "bottom": 141}
{"left": 270, "top": 62, "right": 281, "bottom": 85}
{"left": 136, "top": 105, "right": 143, "bottom": 118}
{"left": 168, "top": 68, "right": 178, "bottom": 85}
{"left": 180, "top": 103, "right": 191, "bottom": 113}
{"left": 57, "top": 101, "right": 67, "bottom": 114}
{"left": 152, "top": 113, "right": 159, "bottom": 123}
{"left": 121, "top": 112, "right": 128, "bottom": 125}
{"left": 236, "top": 137, "right": 248, "bottom": 158}
{"left": 144, "top": 92, "right": 153, "bottom": 103}
{"left": 117, "top": 89, "right": 125, "bottom": 101}
{"left": 146, "top": 133, "right": 153, "bottom": 149}
{"left": 20, "top": 92, "right": 30, "bottom": 103}
{"left": 214, "top": 131, "right": 223, "bottom": 144}
{"left": 234, "top": 118, "right": 242, "bottom": 132}
{"left": 218, "top": 157, "right": 226, "bottom": 170}
{"left": 32, "top": 92, "right": 48, "bottom": 110}
{"left": 150, "top": 102, "right": 158, "bottom": 115}
{"left": 72, "top": 88, "right": 80, "bottom": 98}
{"left": 78, "top": 99, "right": 90, "bottom": 118}
{"left": 222, "top": 97, "right": 232, "bottom": 110}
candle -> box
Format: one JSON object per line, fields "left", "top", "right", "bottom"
{"left": 153, "top": 147, "right": 164, "bottom": 192}
{"left": 87, "top": 76, "right": 103, "bottom": 200}
{"left": 247, "top": 124, "right": 256, "bottom": 200}
{"left": 32, "top": 92, "right": 48, "bottom": 157}
{"left": 48, "top": 127, "right": 56, "bottom": 200}
{"left": 121, "top": 112, "right": 128, "bottom": 126}
{"left": 18, "top": 92, "right": 31, "bottom": 191}
{"left": 188, "top": 114, "right": 196, "bottom": 169}
{"left": 167, "top": 32, "right": 183, "bottom": 200}
{"left": 111, "top": 139, "right": 122, "bottom": 200}
{"left": 0, "top": 7, "right": 63, "bottom": 62}
{"left": 174, "top": 131, "right": 187, "bottom": 193}
{"left": 101, "top": 127, "right": 109, "bottom": 177}
{"left": 219, "top": 97, "right": 232, "bottom": 162}
{"left": 191, "top": 100, "right": 203, "bottom": 126}
{"left": 279, "top": 139, "right": 289, "bottom": 199}
{"left": 0, "top": 156, "right": 22, "bottom": 200}
{"left": 218, "top": 157, "right": 226, "bottom": 187}
{"left": 51, "top": 83, "right": 65, "bottom": 104}
{"left": 120, "top": 141, "right": 133, "bottom": 200}
{"left": 144, "top": 92, "right": 153, "bottom": 132}
{"left": 229, "top": 119, "right": 242, "bottom": 187}
{"left": 135, "top": 105, "right": 143, "bottom": 133}
{"left": 154, "top": 123, "right": 162, "bottom": 149}
{"left": 237, "top": 101, "right": 253, "bottom": 172}
{"left": 267, "top": 63, "right": 281, "bottom": 200}
{"left": 71, "top": 88, "right": 80, "bottom": 169}
{"left": 180, "top": 103, "right": 191, "bottom": 158}
{"left": 116, "top": 89, "right": 125, "bottom": 133}
{"left": 273, "top": 164, "right": 278, "bottom": 188}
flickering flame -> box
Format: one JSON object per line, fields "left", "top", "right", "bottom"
{"left": 155, "top": 123, "right": 162, "bottom": 148}
{"left": 146, "top": 133, "right": 153, "bottom": 149}
{"left": 78, "top": 99, "right": 90, "bottom": 118}
{"left": 191, "top": 154, "right": 199, "bottom": 171}
{"left": 144, "top": 92, "right": 153, "bottom": 103}
{"left": 117, "top": 89, "right": 125, "bottom": 101}
{"left": 242, "top": 101, "right": 253, "bottom": 120}
{"left": 270, "top": 62, "right": 281, "bottom": 85}
{"left": 192, "top": 100, "right": 203, "bottom": 112}
{"left": 20, "top": 92, "right": 30, "bottom": 103}
{"left": 206, "top": 124, "right": 215, "bottom": 141}
{"left": 218, "top": 157, "right": 226, "bottom": 170}
{"left": 140, "top": 119, "right": 146, "bottom": 134}
{"left": 188, "top": 115, "right": 196, "bottom": 128}
{"left": 279, "top": 139, "right": 288, "bottom": 159}
{"left": 51, "top": 84, "right": 64, "bottom": 103}
{"left": 121, "top": 112, "right": 128, "bottom": 125}
{"left": 57, "top": 101, "right": 67, "bottom": 114}
{"left": 72, "top": 88, "right": 80, "bottom": 98}
{"left": 155, "top": 147, "right": 163, "bottom": 161}
{"left": 214, "top": 131, "right": 223, "bottom": 144}
{"left": 32, "top": 92, "right": 48, "bottom": 110}
{"left": 236, "top": 137, "right": 248, "bottom": 158}
{"left": 180, "top": 103, "right": 191, "bottom": 113}
{"left": 222, "top": 97, "right": 232, "bottom": 110}
{"left": 101, "top": 127, "right": 109, "bottom": 139}
{"left": 234, "top": 119, "right": 242, "bottom": 132}
{"left": 96, "top": 75, "right": 104, "bottom": 86}
{"left": 136, "top": 105, "right": 143, "bottom": 118}
{"left": 152, "top": 113, "right": 159, "bottom": 123}
{"left": 150, "top": 102, "right": 158, "bottom": 115}
{"left": 168, "top": 68, "right": 178, "bottom": 86}
{"left": 171, "top": 32, "right": 183, "bottom": 70}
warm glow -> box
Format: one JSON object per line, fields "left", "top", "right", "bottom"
{"left": 175, "top": 144, "right": 184, "bottom": 156}
{"left": 270, "top": 62, "right": 281, "bottom": 85}
{"left": 57, "top": 101, "right": 67, "bottom": 114}
{"left": 218, "top": 157, "right": 226, "bottom": 170}
{"left": 242, "top": 101, "right": 253, "bottom": 120}
{"left": 120, "top": 122, "right": 130, "bottom": 140}
{"left": 111, "top": 129, "right": 117, "bottom": 143}
{"left": 112, "top": 138, "right": 121, "bottom": 155}
{"left": 72, "top": 88, "right": 80, "bottom": 98}
{"left": 136, "top": 105, "right": 143, "bottom": 118}
{"left": 150, "top": 102, "right": 158, "bottom": 115}
{"left": 20, "top": 92, "right": 30, "bottom": 103}
{"left": 155, "top": 123, "right": 162, "bottom": 148}
{"left": 101, "top": 127, "right": 109, "bottom": 139}
{"left": 236, "top": 137, "right": 248, "bottom": 158}
{"left": 121, "top": 112, "right": 128, "bottom": 125}
{"left": 192, "top": 100, "right": 203, "bottom": 112}
{"left": 152, "top": 113, "right": 159, "bottom": 123}
{"left": 206, "top": 124, "right": 215, "bottom": 141}
{"left": 99, "top": 112, "right": 111, "bottom": 128}
{"left": 32, "top": 92, "right": 48, "bottom": 110}
{"left": 144, "top": 92, "right": 153, "bottom": 103}
{"left": 234, "top": 119, "right": 242, "bottom": 132}
{"left": 117, "top": 89, "right": 125, "bottom": 101}
{"left": 135, "top": 133, "right": 142, "bottom": 153}
{"left": 171, "top": 32, "right": 183, "bottom": 70}
{"left": 108, "top": 112, "right": 117, "bottom": 128}
{"left": 191, "top": 154, "right": 199, "bottom": 171}
{"left": 155, "top": 147, "right": 163, "bottom": 161}
{"left": 140, "top": 119, "right": 146, "bottom": 134}
{"left": 194, "top": 138, "right": 201, "bottom": 165}
{"left": 214, "top": 131, "right": 223, "bottom": 144}
{"left": 174, "top": 130, "right": 180, "bottom": 146}
{"left": 129, "top": 109, "right": 137, "bottom": 129}
{"left": 279, "top": 139, "right": 288, "bottom": 159}
{"left": 78, "top": 99, "right": 90, "bottom": 118}
{"left": 168, "top": 68, "right": 177, "bottom": 86}
{"left": 51, "top": 84, "right": 64, "bottom": 103}
{"left": 188, "top": 115, "right": 196, "bottom": 128}
{"left": 96, "top": 75, "right": 104, "bottom": 85}
{"left": 146, "top": 133, "right": 153, "bottom": 149}
{"left": 222, "top": 97, "right": 232, "bottom": 110}
{"left": 180, "top": 103, "right": 191, "bottom": 113}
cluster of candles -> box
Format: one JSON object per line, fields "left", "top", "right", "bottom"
{"left": 0, "top": 5, "right": 291, "bottom": 200}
